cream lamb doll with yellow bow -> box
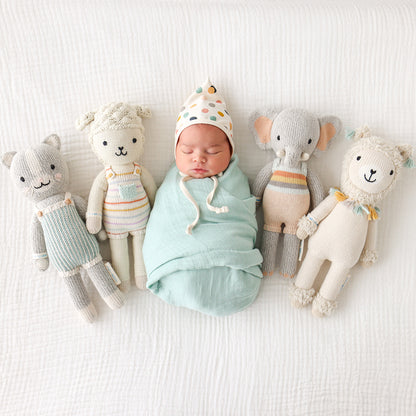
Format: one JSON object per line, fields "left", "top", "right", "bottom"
{"left": 291, "top": 127, "right": 414, "bottom": 317}
{"left": 76, "top": 102, "right": 157, "bottom": 292}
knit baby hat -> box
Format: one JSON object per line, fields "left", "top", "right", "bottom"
{"left": 76, "top": 102, "right": 151, "bottom": 140}
{"left": 175, "top": 80, "right": 234, "bottom": 155}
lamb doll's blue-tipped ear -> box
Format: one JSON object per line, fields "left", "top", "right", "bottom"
{"left": 43, "top": 134, "right": 61, "bottom": 150}
{"left": 346, "top": 125, "right": 372, "bottom": 142}
{"left": 249, "top": 109, "right": 278, "bottom": 151}
{"left": 397, "top": 144, "right": 415, "bottom": 168}
{"left": 2, "top": 151, "right": 17, "bottom": 169}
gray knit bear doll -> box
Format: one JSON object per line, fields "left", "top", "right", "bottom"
{"left": 249, "top": 108, "right": 342, "bottom": 278}
{"left": 2, "top": 134, "right": 125, "bottom": 323}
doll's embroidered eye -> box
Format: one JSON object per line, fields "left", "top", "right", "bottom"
{"left": 390, "top": 170, "right": 394, "bottom": 175}
{"left": 103, "top": 141, "right": 108, "bottom": 146}
{"left": 277, "top": 135, "right": 280, "bottom": 141}
{"left": 50, "top": 164, "right": 55, "bottom": 170}
{"left": 308, "top": 139, "right": 312, "bottom": 144}
{"left": 356, "top": 156, "right": 361, "bottom": 161}
{"left": 20, "top": 176, "right": 25, "bottom": 182}
{"left": 132, "top": 138, "right": 137, "bottom": 143}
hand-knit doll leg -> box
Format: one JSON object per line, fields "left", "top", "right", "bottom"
{"left": 279, "top": 234, "right": 300, "bottom": 278}
{"left": 109, "top": 237, "right": 131, "bottom": 293}
{"left": 261, "top": 230, "right": 280, "bottom": 276}
{"left": 290, "top": 251, "right": 324, "bottom": 308}
{"left": 85, "top": 260, "right": 125, "bottom": 310}
{"left": 62, "top": 272, "right": 97, "bottom": 323}
{"left": 312, "top": 262, "right": 350, "bottom": 318}
{"left": 132, "top": 229, "right": 146, "bottom": 290}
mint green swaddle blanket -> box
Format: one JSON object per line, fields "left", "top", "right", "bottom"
{"left": 143, "top": 155, "right": 263, "bottom": 316}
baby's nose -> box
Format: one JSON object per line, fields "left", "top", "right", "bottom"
{"left": 193, "top": 153, "right": 206, "bottom": 162}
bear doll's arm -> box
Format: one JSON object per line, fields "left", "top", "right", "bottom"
{"left": 307, "top": 166, "right": 325, "bottom": 210}
{"left": 72, "top": 194, "right": 87, "bottom": 220}
{"left": 360, "top": 220, "right": 378, "bottom": 266}
{"left": 140, "top": 166, "right": 157, "bottom": 207}
{"left": 252, "top": 160, "right": 273, "bottom": 208}
{"left": 31, "top": 213, "right": 49, "bottom": 271}
{"left": 86, "top": 169, "right": 107, "bottom": 234}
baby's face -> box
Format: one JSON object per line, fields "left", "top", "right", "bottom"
{"left": 176, "top": 124, "right": 231, "bottom": 178}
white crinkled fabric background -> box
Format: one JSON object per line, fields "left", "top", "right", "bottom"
{"left": 1, "top": 1, "right": 415, "bottom": 415}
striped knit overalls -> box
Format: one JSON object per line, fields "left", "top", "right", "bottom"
{"left": 262, "top": 160, "right": 310, "bottom": 235}
{"left": 103, "top": 162, "right": 151, "bottom": 239}
{"left": 35, "top": 193, "right": 101, "bottom": 276}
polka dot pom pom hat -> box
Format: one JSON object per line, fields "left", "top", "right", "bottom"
{"left": 175, "top": 79, "right": 234, "bottom": 155}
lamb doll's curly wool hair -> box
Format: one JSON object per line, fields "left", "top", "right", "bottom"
{"left": 76, "top": 102, "right": 151, "bottom": 141}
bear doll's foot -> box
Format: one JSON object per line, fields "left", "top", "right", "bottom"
{"left": 312, "top": 293, "right": 337, "bottom": 317}
{"left": 289, "top": 284, "right": 315, "bottom": 308}
{"left": 118, "top": 279, "right": 131, "bottom": 294}
{"left": 135, "top": 274, "right": 147, "bottom": 290}
{"left": 78, "top": 303, "right": 98, "bottom": 323}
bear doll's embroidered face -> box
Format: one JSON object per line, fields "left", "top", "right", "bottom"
{"left": 91, "top": 128, "right": 144, "bottom": 166}
{"left": 2, "top": 135, "right": 68, "bottom": 203}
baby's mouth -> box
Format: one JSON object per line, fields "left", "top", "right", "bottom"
{"left": 115, "top": 150, "right": 128, "bottom": 156}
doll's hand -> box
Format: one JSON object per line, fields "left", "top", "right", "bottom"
{"left": 360, "top": 249, "right": 378, "bottom": 267}
{"left": 34, "top": 257, "right": 49, "bottom": 271}
{"left": 296, "top": 215, "right": 318, "bottom": 240}
{"left": 86, "top": 215, "right": 102, "bottom": 234}
{"left": 96, "top": 229, "right": 108, "bottom": 241}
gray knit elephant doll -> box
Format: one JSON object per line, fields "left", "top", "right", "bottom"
{"left": 2, "top": 134, "right": 125, "bottom": 323}
{"left": 249, "top": 108, "right": 342, "bottom": 278}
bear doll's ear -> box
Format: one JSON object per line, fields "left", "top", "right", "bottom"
{"left": 43, "top": 134, "right": 61, "bottom": 150}
{"left": 2, "top": 151, "right": 17, "bottom": 169}
{"left": 249, "top": 109, "right": 277, "bottom": 151}
{"left": 135, "top": 105, "right": 152, "bottom": 119}
{"left": 397, "top": 144, "right": 415, "bottom": 168}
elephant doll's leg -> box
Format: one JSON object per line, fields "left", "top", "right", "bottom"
{"left": 109, "top": 237, "right": 130, "bottom": 293}
{"left": 312, "top": 262, "right": 350, "bottom": 317}
{"left": 279, "top": 233, "right": 300, "bottom": 278}
{"left": 62, "top": 271, "right": 97, "bottom": 323}
{"left": 261, "top": 230, "right": 280, "bottom": 276}
{"left": 290, "top": 251, "right": 325, "bottom": 308}
{"left": 131, "top": 229, "right": 147, "bottom": 290}
{"left": 85, "top": 259, "right": 125, "bottom": 310}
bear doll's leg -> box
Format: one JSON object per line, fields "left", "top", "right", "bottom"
{"left": 290, "top": 251, "right": 325, "bottom": 308}
{"left": 62, "top": 271, "right": 97, "bottom": 323}
{"left": 261, "top": 230, "right": 280, "bottom": 276}
{"left": 312, "top": 262, "right": 350, "bottom": 318}
{"left": 85, "top": 259, "right": 125, "bottom": 310}
{"left": 132, "top": 229, "right": 146, "bottom": 290}
{"left": 279, "top": 233, "right": 300, "bottom": 278}
{"left": 109, "top": 237, "right": 131, "bottom": 293}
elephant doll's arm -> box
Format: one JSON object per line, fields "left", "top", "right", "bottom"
{"left": 252, "top": 160, "right": 273, "bottom": 207}
{"left": 31, "top": 213, "right": 49, "bottom": 271}
{"left": 140, "top": 165, "right": 157, "bottom": 207}
{"left": 86, "top": 169, "right": 107, "bottom": 234}
{"left": 360, "top": 220, "right": 378, "bottom": 266}
{"left": 307, "top": 165, "right": 325, "bottom": 210}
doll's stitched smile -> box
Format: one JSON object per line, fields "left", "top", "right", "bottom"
{"left": 364, "top": 169, "right": 377, "bottom": 183}
{"left": 34, "top": 180, "right": 51, "bottom": 189}
{"left": 115, "top": 146, "right": 128, "bottom": 156}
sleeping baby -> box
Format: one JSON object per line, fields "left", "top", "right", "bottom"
{"left": 142, "top": 80, "right": 263, "bottom": 316}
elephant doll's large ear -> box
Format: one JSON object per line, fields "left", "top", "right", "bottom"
{"left": 249, "top": 109, "right": 277, "bottom": 151}
{"left": 316, "top": 116, "right": 342, "bottom": 152}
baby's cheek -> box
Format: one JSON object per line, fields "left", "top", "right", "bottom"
{"left": 55, "top": 173, "right": 63, "bottom": 181}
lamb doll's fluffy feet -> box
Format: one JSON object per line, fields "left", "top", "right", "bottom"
{"left": 289, "top": 284, "right": 315, "bottom": 308}
{"left": 311, "top": 293, "right": 337, "bottom": 318}
{"left": 135, "top": 274, "right": 147, "bottom": 290}
{"left": 78, "top": 303, "right": 98, "bottom": 323}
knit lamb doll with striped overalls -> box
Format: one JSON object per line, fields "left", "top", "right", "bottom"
{"left": 291, "top": 127, "right": 414, "bottom": 317}
{"left": 76, "top": 102, "right": 157, "bottom": 292}
{"left": 2, "top": 134, "right": 125, "bottom": 323}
